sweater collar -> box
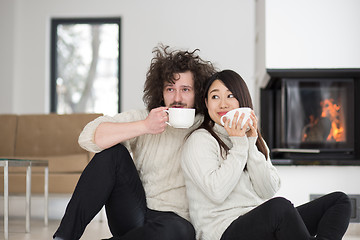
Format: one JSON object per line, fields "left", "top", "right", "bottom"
{"left": 213, "top": 123, "right": 229, "bottom": 138}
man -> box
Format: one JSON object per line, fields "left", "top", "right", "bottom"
{"left": 53, "top": 45, "right": 216, "bottom": 240}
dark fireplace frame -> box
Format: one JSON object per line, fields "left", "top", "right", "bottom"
{"left": 260, "top": 68, "right": 360, "bottom": 165}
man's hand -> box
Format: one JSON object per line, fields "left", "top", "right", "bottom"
{"left": 144, "top": 107, "right": 169, "bottom": 134}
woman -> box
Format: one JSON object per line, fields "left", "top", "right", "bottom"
{"left": 181, "top": 70, "right": 351, "bottom": 240}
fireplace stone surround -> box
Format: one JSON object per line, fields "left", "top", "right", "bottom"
{"left": 260, "top": 69, "right": 360, "bottom": 166}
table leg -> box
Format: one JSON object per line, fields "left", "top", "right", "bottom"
{"left": 44, "top": 166, "right": 48, "bottom": 226}
{"left": 4, "top": 161, "right": 9, "bottom": 240}
{"left": 26, "top": 165, "right": 31, "bottom": 233}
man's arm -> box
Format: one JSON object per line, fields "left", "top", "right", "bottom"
{"left": 94, "top": 107, "right": 169, "bottom": 149}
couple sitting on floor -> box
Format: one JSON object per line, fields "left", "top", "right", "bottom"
{"left": 54, "top": 45, "right": 351, "bottom": 240}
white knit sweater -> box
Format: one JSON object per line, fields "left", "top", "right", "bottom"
{"left": 78, "top": 109, "right": 203, "bottom": 220}
{"left": 181, "top": 124, "right": 281, "bottom": 240}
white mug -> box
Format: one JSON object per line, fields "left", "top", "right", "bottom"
{"left": 165, "top": 108, "right": 195, "bottom": 128}
{"left": 220, "top": 107, "right": 253, "bottom": 131}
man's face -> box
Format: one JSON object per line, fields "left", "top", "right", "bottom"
{"left": 163, "top": 71, "right": 195, "bottom": 108}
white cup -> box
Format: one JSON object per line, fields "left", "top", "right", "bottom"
{"left": 220, "top": 107, "right": 253, "bottom": 131}
{"left": 165, "top": 108, "right": 195, "bottom": 128}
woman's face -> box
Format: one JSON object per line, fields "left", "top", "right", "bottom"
{"left": 206, "top": 79, "right": 239, "bottom": 125}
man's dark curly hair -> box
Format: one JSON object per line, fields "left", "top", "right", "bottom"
{"left": 143, "top": 44, "right": 216, "bottom": 114}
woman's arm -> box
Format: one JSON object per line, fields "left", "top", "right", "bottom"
{"left": 246, "top": 137, "right": 281, "bottom": 199}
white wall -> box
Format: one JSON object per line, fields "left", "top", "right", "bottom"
{"left": 0, "top": 0, "right": 256, "bottom": 114}
{"left": 0, "top": 0, "right": 16, "bottom": 113}
{"left": 275, "top": 166, "right": 360, "bottom": 206}
{"left": 265, "top": 0, "right": 360, "bottom": 69}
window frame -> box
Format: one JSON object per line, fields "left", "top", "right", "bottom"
{"left": 50, "top": 17, "right": 121, "bottom": 113}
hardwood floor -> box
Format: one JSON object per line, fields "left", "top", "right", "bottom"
{"left": 0, "top": 218, "right": 112, "bottom": 240}
{"left": 0, "top": 218, "right": 359, "bottom": 240}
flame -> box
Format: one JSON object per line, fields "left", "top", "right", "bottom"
{"left": 320, "top": 99, "right": 345, "bottom": 142}
{"left": 302, "top": 98, "right": 345, "bottom": 143}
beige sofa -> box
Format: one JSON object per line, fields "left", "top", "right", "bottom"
{"left": 0, "top": 113, "right": 102, "bottom": 194}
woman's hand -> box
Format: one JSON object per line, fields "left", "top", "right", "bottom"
{"left": 224, "top": 112, "right": 250, "bottom": 137}
{"left": 246, "top": 111, "right": 258, "bottom": 137}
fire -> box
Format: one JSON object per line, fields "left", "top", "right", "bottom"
{"left": 320, "top": 98, "right": 345, "bottom": 142}
{"left": 302, "top": 98, "right": 345, "bottom": 143}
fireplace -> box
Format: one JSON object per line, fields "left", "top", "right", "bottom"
{"left": 261, "top": 69, "right": 360, "bottom": 165}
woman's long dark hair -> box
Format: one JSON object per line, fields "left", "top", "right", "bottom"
{"left": 198, "top": 70, "right": 268, "bottom": 159}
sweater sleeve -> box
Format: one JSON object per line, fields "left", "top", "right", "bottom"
{"left": 181, "top": 130, "right": 249, "bottom": 204}
{"left": 78, "top": 109, "right": 146, "bottom": 153}
{"left": 246, "top": 137, "right": 281, "bottom": 199}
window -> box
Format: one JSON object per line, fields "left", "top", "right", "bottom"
{"left": 50, "top": 18, "right": 121, "bottom": 115}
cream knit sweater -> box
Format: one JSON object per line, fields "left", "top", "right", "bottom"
{"left": 78, "top": 109, "right": 203, "bottom": 221}
{"left": 181, "top": 124, "right": 281, "bottom": 240}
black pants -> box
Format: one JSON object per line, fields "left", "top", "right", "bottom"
{"left": 54, "top": 144, "right": 195, "bottom": 240}
{"left": 221, "top": 192, "right": 351, "bottom": 240}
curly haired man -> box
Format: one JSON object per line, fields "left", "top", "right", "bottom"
{"left": 54, "top": 45, "right": 216, "bottom": 240}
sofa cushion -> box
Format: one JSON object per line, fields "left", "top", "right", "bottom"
{"left": 0, "top": 113, "right": 101, "bottom": 194}
{"left": 0, "top": 114, "right": 17, "bottom": 156}
{"left": 14, "top": 113, "right": 101, "bottom": 157}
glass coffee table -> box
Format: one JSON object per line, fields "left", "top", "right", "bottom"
{"left": 0, "top": 158, "right": 48, "bottom": 240}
